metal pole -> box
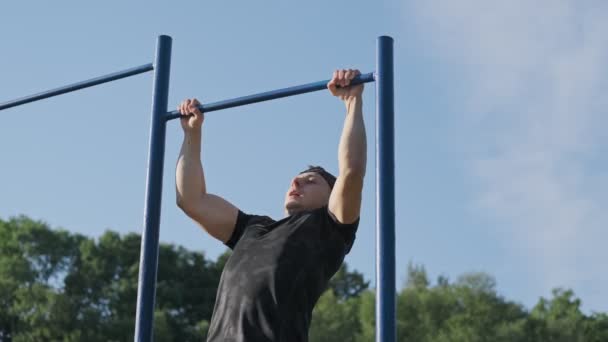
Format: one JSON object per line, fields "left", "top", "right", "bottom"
{"left": 376, "top": 35, "right": 395, "bottom": 342}
{"left": 134, "top": 35, "right": 172, "bottom": 342}
{"left": 0, "top": 63, "right": 153, "bottom": 111}
{"left": 165, "top": 73, "right": 375, "bottom": 121}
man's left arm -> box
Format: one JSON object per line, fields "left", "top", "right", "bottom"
{"left": 328, "top": 69, "right": 367, "bottom": 224}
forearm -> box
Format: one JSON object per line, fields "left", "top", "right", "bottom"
{"left": 176, "top": 130, "right": 206, "bottom": 208}
{"left": 338, "top": 96, "right": 367, "bottom": 176}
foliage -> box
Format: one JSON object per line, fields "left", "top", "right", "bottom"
{"left": 1, "top": 216, "right": 606, "bottom": 341}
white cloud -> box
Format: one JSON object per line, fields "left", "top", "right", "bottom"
{"left": 408, "top": 0, "right": 608, "bottom": 310}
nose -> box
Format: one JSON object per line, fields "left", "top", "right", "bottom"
{"left": 291, "top": 178, "right": 300, "bottom": 189}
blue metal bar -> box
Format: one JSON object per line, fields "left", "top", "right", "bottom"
{"left": 0, "top": 63, "right": 153, "bottom": 111}
{"left": 165, "top": 72, "right": 375, "bottom": 121}
{"left": 376, "top": 36, "right": 395, "bottom": 342}
{"left": 134, "top": 35, "right": 172, "bottom": 342}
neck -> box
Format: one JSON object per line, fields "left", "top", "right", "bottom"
{"left": 285, "top": 203, "right": 326, "bottom": 216}
{"left": 285, "top": 208, "right": 301, "bottom": 216}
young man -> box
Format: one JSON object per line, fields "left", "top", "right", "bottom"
{"left": 175, "top": 69, "right": 367, "bottom": 342}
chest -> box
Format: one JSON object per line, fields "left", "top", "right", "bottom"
{"left": 226, "top": 214, "right": 345, "bottom": 277}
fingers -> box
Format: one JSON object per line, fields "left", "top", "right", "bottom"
{"left": 177, "top": 98, "right": 203, "bottom": 116}
{"left": 328, "top": 68, "right": 361, "bottom": 94}
{"left": 188, "top": 98, "right": 203, "bottom": 116}
{"left": 338, "top": 68, "right": 362, "bottom": 87}
{"left": 338, "top": 69, "right": 346, "bottom": 87}
{"left": 327, "top": 70, "right": 339, "bottom": 95}
{"left": 178, "top": 99, "right": 189, "bottom": 116}
{"left": 344, "top": 69, "right": 362, "bottom": 86}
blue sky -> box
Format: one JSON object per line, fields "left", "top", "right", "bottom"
{"left": 1, "top": 1, "right": 606, "bottom": 313}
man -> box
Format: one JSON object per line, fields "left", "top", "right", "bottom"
{"left": 175, "top": 69, "right": 367, "bottom": 342}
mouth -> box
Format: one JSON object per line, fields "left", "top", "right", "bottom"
{"left": 288, "top": 190, "right": 301, "bottom": 198}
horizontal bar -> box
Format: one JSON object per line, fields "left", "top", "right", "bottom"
{"left": 165, "top": 72, "right": 375, "bottom": 121}
{"left": 0, "top": 63, "right": 154, "bottom": 111}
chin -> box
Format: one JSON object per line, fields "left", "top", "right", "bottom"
{"left": 285, "top": 201, "right": 306, "bottom": 215}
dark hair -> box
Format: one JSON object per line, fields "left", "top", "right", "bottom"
{"left": 299, "top": 165, "right": 336, "bottom": 190}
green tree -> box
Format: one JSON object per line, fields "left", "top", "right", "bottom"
{"left": 584, "top": 312, "right": 608, "bottom": 342}
{"left": 328, "top": 263, "right": 369, "bottom": 300}
{"left": 309, "top": 262, "right": 370, "bottom": 341}
{"left": 0, "top": 216, "right": 85, "bottom": 341}
{"left": 0, "top": 216, "right": 221, "bottom": 341}
{"left": 355, "top": 290, "right": 375, "bottom": 342}
{"left": 3, "top": 215, "right": 608, "bottom": 341}
{"left": 529, "top": 288, "right": 592, "bottom": 342}
{"left": 309, "top": 290, "right": 361, "bottom": 342}
{"left": 405, "top": 262, "right": 429, "bottom": 290}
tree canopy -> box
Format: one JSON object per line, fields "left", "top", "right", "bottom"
{"left": 1, "top": 216, "right": 606, "bottom": 341}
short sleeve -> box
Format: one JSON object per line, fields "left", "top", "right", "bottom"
{"left": 324, "top": 208, "right": 360, "bottom": 254}
{"left": 225, "top": 210, "right": 253, "bottom": 249}
{"left": 224, "top": 211, "right": 274, "bottom": 249}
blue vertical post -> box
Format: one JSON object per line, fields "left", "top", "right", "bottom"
{"left": 134, "top": 35, "right": 172, "bottom": 342}
{"left": 376, "top": 36, "right": 395, "bottom": 342}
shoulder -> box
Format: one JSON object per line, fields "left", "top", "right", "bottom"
{"left": 225, "top": 211, "right": 275, "bottom": 249}
{"left": 312, "top": 206, "right": 360, "bottom": 254}
{"left": 312, "top": 206, "right": 359, "bottom": 230}
{"left": 238, "top": 211, "right": 275, "bottom": 227}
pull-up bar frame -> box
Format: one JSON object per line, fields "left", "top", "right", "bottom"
{"left": 0, "top": 35, "right": 395, "bottom": 342}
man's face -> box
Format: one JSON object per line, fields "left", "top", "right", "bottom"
{"left": 284, "top": 172, "right": 332, "bottom": 215}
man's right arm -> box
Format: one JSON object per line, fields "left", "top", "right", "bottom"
{"left": 175, "top": 98, "right": 239, "bottom": 243}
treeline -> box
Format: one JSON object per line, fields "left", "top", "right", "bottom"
{"left": 1, "top": 216, "right": 607, "bottom": 341}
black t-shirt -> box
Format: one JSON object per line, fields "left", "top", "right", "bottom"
{"left": 206, "top": 206, "right": 358, "bottom": 342}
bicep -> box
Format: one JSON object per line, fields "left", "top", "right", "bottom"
{"left": 181, "top": 193, "right": 239, "bottom": 243}
{"left": 328, "top": 171, "right": 364, "bottom": 224}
